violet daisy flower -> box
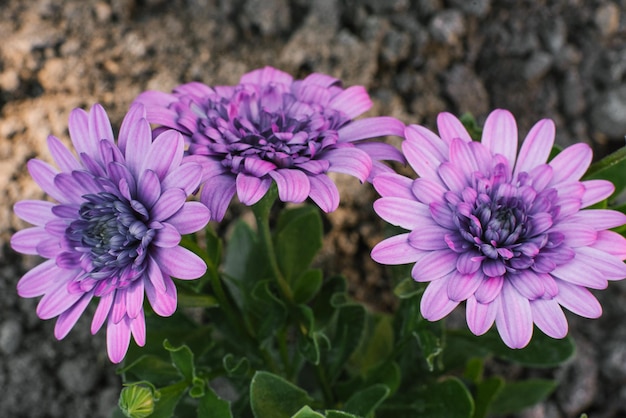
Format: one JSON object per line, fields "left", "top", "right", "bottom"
{"left": 134, "top": 66, "right": 405, "bottom": 220}
{"left": 10, "top": 104, "right": 210, "bottom": 363}
{"left": 371, "top": 109, "right": 626, "bottom": 348}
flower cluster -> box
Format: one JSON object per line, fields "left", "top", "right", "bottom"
{"left": 371, "top": 109, "right": 626, "bottom": 348}
{"left": 9, "top": 67, "right": 626, "bottom": 367}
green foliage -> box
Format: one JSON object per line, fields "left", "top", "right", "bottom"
{"left": 584, "top": 145, "right": 626, "bottom": 199}
{"left": 250, "top": 371, "right": 315, "bottom": 418}
{"left": 488, "top": 379, "right": 558, "bottom": 415}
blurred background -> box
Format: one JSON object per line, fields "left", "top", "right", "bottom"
{"left": 1, "top": 0, "right": 626, "bottom": 416}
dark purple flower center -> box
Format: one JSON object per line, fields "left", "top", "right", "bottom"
{"left": 445, "top": 164, "right": 570, "bottom": 277}
{"left": 185, "top": 85, "right": 349, "bottom": 172}
{"left": 66, "top": 192, "right": 154, "bottom": 281}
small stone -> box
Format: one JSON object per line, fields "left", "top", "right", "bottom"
{"left": 523, "top": 51, "right": 553, "bottom": 81}
{"left": 591, "top": 86, "right": 626, "bottom": 139}
{"left": 595, "top": 2, "right": 620, "bottom": 38}
{"left": 93, "top": 1, "right": 112, "bottom": 22}
{"left": 560, "top": 70, "right": 586, "bottom": 117}
{"left": 446, "top": 0, "right": 491, "bottom": 17}
{"left": 57, "top": 358, "right": 101, "bottom": 395}
{"left": 0, "top": 319, "right": 23, "bottom": 355}
{"left": 243, "top": 0, "right": 291, "bottom": 36}
{"left": 429, "top": 10, "right": 465, "bottom": 45}
{"left": 443, "top": 64, "right": 489, "bottom": 115}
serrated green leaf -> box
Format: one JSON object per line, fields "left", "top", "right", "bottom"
{"left": 151, "top": 381, "right": 189, "bottom": 418}
{"left": 189, "top": 376, "right": 206, "bottom": 399}
{"left": 274, "top": 205, "right": 323, "bottom": 282}
{"left": 416, "top": 377, "right": 474, "bottom": 418}
{"left": 343, "top": 384, "right": 390, "bottom": 417}
{"left": 488, "top": 379, "right": 557, "bottom": 415}
{"left": 414, "top": 322, "right": 444, "bottom": 372}
{"left": 197, "top": 381, "right": 233, "bottom": 418}
{"left": 163, "top": 340, "right": 195, "bottom": 383}
{"left": 473, "top": 376, "right": 504, "bottom": 418}
{"left": 393, "top": 278, "right": 424, "bottom": 299}
{"left": 293, "top": 269, "right": 324, "bottom": 304}
{"left": 291, "top": 405, "right": 325, "bottom": 418}
{"left": 250, "top": 371, "right": 314, "bottom": 418}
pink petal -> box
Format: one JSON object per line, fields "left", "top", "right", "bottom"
{"left": 47, "top": 135, "right": 80, "bottom": 172}
{"left": 574, "top": 247, "right": 626, "bottom": 279}
{"left": 514, "top": 118, "right": 555, "bottom": 177}
{"left": 91, "top": 291, "right": 115, "bottom": 334}
{"left": 411, "top": 250, "right": 457, "bottom": 282}
{"left": 436, "top": 112, "right": 472, "bottom": 143}
{"left": 150, "top": 188, "right": 187, "bottom": 220}
{"left": 446, "top": 270, "right": 482, "bottom": 302}
{"left": 200, "top": 174, "right": 237, "bottom": 222}
{"left": 162, "top": 162, "right": 203, "bottom": 195}
{"left": 371, "top": 233, "right": 426, "bottom": 265}
{"left": 408, "top": 225, "right": 448, "bottom": 250}
{"left": 495, "top": 280, "right": 533, "bottom": 349}
{"left": 153, "top": 223, "right": 182, "bottom": 248}
{"left": 153, "top": 246, "right": 207, "bottom": 280}
{"left": 420, "top": 275, "right": 459, "bottom": 321}
{"left": 548, "top": 143, "right": 592, "bottom": 186}
{"left": 466, "top": 296, "right": 498, "bottom": 335}
{"left": 107, "top": 315, "right": 132, "bottom": 363}
{"left": 550, "top": 223, "right": 596, "bottom": 247}
{"left": 373, "top": 197, "right": 434, "bottom": 230}
{"left": 54, "top": 292, "right": 93, "bottom": 340}
{"left": 581, "top": 180, "right": 614, "bottom": 207}
{"left": 337, "top": 116, "right": 404, "bottom": 142}
{"left": 27, "top": 159, "right": 64, "bottom": 202}
{"left": 126, "top": 279, "right": 145, "bottom": 319}
{"left": 88, "top": 104, "right": 115, "bottom": 144}
{"left": 411, "top": 178, "right": 447, "bottom": 205}
{"left": 373, "top": 172, "right": 415, "bottom": 200}
{"left": 565, "top": 209, "right": 626, "bottom": 230}
{"left": 325, "top": 147, "right": 373, "bottom": 183}
{"left": 307, "top": 174, "right": 340, "bottom": 213}
{"left": 329, "top": 85, "right": 372, "bottom": 118}
{"left": 553, "top": 279, "right": 602, "bottom": 318}
{"left": 449, "top": 138, "right": 479, "bottom": 175}
{"left": 236, "top": 173, "right": 272, "bottom": 206}
{"left": 166, "top": 202, "right": 211, "bottom": 234}
{"left": 356, "top": 142, "right": 406, "bottom": 164}
{"left": 142, "top": 130, "right": 184, "bottom": 180}
{"left": 36, "top": 276, "right": 83, "bottom": 320}
{"left": 591, "top": 230, "right": 626, "bottom": 259}
{"left": 474, "top": 276, "right": 504, "bottom": 304}
{"left": 509, "top": 270, "right": 546, "bottom": 300}
{"left": 11, "top": 227, "right": 53, "bottom": 255}
{"left": 13, "top": 200, "right": 56, "bottom": 226}
{"left": 117, "top": 103, "right": 147, "bottom": 154}
{"left": 145, "top": 275, "right": 178, "bottom": 317}
{"left": 147, "top": 255, "right": 167, "bottom": 294}
{"left": 437, "top": 161, "right": 469, "bottom": 192}
{"left": 550, "top": 257, "right": 607, "bottom": 289}
{"left": 130, "top": 310, "right": 146, "bottom": 347}
{"left": 481, "top": 109, "right": 518, "bottom": 170}
{"left": 16, "top": 259, "right": 61, "bottom": 297}
{"left": 111, "top": 289, "right": 127, "bottom": 324}
{"left": 531, "top": 298, "right": 568, "bottom": 339}
{"left": 402, "top": 133, "right": 446, "bottom": 181}
{"left": 269, "top": 169, "right": 311, "bottom": 203}
{"left": 68, "top": 108, "right": 95, "bottom": 157}
{"left": 124, "top": 117, "right": 152, "bottom": 178}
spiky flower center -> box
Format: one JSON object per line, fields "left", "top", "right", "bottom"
{"left": 189, "top": 85, "right": 349, "bottom": 171}
{"left": 66, "top": 192, "right": 154, "bottom": 282}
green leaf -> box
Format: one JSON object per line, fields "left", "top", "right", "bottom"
{"left": 363, "top": 361, "right": 401, "bottom": 396}
{"left": 250, "top": 280, "right": 288, "bottom": 341}
{"left": 274, "top": 205, "right": 323, "bottom": 282}
{"left": 416, "top": 377, "right": 474, "bottom": 418}
{"left": 414, "top": 321, "right": 444, "bottom": 372}
{"left": 459, "top": 113, "right": 482, "bottom": 141}
{"left": 488, "top": 379, "right": 557, "bottom": 415}
{"left": 293, "top": 269, "right": 324, "bottom": 304}
{"left": 177, "top": 291, "right": 220, "bottom": 308}
{"left": 291, "top": 405, "right": 325, "bottom": 418}
{"left": 197, "top": 381, "right": 233, "bottom": 418}
{"left": 118, "top": 354, "right": 182, "bottom": 387}
{"left": 393, "top": 278, "right": 424, "bottom": 299}
{"left": 325, "top": 411, "right": 360, "bottom": 418}
{"left": 446, "top": 329, "right": 575, "bottom": 368}
{"left": 343, "top": 384, "right": 390, "bottom": 417}
{"left": 150, "top": 381, "right": 189, "bottom": 418}
{"left": 327, "top": 304, "right": 366, "bottom": 381}
{"left": 473, "top": 376, "right": 504, "bottom": 418}
{"left": 250, "top": 371, "right": 314, "bottom": 418}
{"left": 163, "top": 340, "right": 195, "bottom": 383}
{"left": 118, "top": 384, "right": 155, "bottom": 418}
{"left": 204, "top": 225, "right": 223, "bottom": 268}
{"left": 310, "top": 275, "right": 348, "bottom": 327}
{"left": 584, "top": 145, "right": 626, "bottom": 198}
{"left": 350, "top": 314, "right": 394, "bottom": 374}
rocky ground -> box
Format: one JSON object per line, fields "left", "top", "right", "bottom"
{"left": 1, "top": 0, "right": 626, "bottom": 417}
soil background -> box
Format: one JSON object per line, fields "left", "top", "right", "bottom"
{"left": 2, "top": 0, "right": 626, "bottom": 417}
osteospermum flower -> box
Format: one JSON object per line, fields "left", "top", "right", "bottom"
{"left": 134, "top": 66, "right": 405, "bottom": 220}
{"left": 371, "top": 109, "right": 626, "bottom": 348}
{"left": 10, "top": 104, "right": 210, "bottom": 363}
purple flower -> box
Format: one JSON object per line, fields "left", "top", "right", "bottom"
{"left": 134, "top": 66, "right": 405, "bottom": 220}
{"left": 10, "top": 104, "right": 210, "bottom": 363}
{"left": 371, "top": 109, "right": 626, "bottom": 348}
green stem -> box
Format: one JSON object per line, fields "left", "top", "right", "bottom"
{"left": 251, "top": 186, "right": 294, "bottom": 303}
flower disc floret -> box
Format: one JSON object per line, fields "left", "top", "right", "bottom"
{"left": 134, "top": 66, "right": 405, "bottom": 220}
{"left": 10, "top": 104, "right": 211, "bottom": 363}
{"left": 371, "top": 109, "right": 626, "bottom": 348}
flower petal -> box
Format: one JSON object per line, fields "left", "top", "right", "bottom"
{"left": 411, "top": 250, "right": 457, "bottom": 282}
{"left": 91, "top": 291, "right": 114, "bottom": 334}
{"left": 514, "top": 118, "right": 555, "bottom": 177}
{"left": 420, "top": 275, "right": 459, "bottom": 321}
{"left": 581, "top": 180, "right": 614, "bottom": 208}
{"left": 338, "top": 116, "right": 406, "bottom": 142}
{"left": 325, "top": 147, "right": 372, "bottom": 183}
{"left": 408, "top": 225, "right": 448, "bottom": 250}
{"left": 548, "top": 143, "right": 592, "bottom": 186}
{"left": 373, "top": 172, "right": 414, "bottom": 200}
{"left": 495, "top": 280, "right": 533, "bottom": 349}
{"left": 200, "top": 174, "right": 237, "bottom": 221}
{"left": 236, "top": 173, "right": 273, "bottom": 206}
{"left": 553, "top": 279, "right": 602, "bottom": 318}
{"left": 269, "top": 169, "right": 311, "bottom": 203}
{"left": 436, "top": 112, "right": 472, "bottom": 143}
{"left": 166, "top": 202, "right": 211, "bottom": 234}
{"left": 466, "top": 296, "right": 498, "bottom": 335}
{"left": 329, "top": 85, "right": 372, "bottom": 118}
{"left": 54, "top": 293, "right": 93, "bottom": 340}
{"left": 373, "top": 197, "right": 434, "bottom": 230}
{"left": 107, "top": 315, "right": 132, "bottom": 363}
{"left": 145, "top": 275, "right": 178, "bottom": 317}
{"left": 150, "top": 188, "right": 187, "bottom": 220}
{"left": 371, "top": 233, "right": 426, "bottom": 265}
{"left": 531, "top": 298, "right": 568, "bottom": 339}
{"left": 446, "top": 271, "right": 482, "bottom": 302}
{"left": 481, "top": 109, "right": 518, "bottom": 170}
{"left": 308, "top": 174, "right": 340, "bottom": 213}
{"left": 153, "top": 246, "right": 207, "bottom": 280}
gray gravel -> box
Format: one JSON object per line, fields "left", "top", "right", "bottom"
{"left": 2, "top": 0, "right": 626, "bottom": 417}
